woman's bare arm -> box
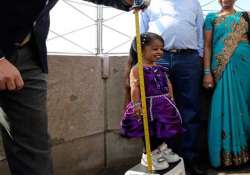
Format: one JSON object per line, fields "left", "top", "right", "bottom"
{"left": 130, "top": 66, "right": 140, "bottom": 103}
{"left": 167, "top": 79, "right": 174, "bottom": 100}
{"left": 203, "top": 30, "right": 215, "bottom": 89}
{"left": 130, "top": 66, "right": 142, "bottom": 117}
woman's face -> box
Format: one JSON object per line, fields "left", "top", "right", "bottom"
{"left": 143, "top": 39, "right": 164, "bottom": 63}
{"left": 219, "top": 0, "right": 236, "bottom": 9}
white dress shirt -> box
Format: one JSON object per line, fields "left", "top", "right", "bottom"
{"left": 140, "top": 0, "right": 204, "bottom": 57}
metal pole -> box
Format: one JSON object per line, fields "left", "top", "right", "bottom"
{"left": 97, "top": 5, "right": 103, "bottom": 55}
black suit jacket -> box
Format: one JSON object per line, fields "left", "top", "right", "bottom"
{"left": 0, "top": 0, "right": 131, "bottom": 73}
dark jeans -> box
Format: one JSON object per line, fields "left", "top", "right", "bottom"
{"left": 0, "top": 43, "right": 52, "bottom": 175}
{"left": 157, "top": 50, "right": 202, "bottom": 161}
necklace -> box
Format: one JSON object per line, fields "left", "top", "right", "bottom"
{"left": 219, "top": 9, "right": 236, "bottom": 17}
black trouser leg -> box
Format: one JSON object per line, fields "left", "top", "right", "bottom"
{"left": 0, "top": 44, "right": 53, "bottom": 175}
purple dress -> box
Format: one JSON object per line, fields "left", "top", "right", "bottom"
{"left": 121, "top": 65, "right": 182, "bottom": 139}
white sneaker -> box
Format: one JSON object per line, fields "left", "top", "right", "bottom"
{"left": 159, "top": 143, "right": 180, "bottom": 163}
{"left": 141, "top": 149, "right": 169, "bottom": 170}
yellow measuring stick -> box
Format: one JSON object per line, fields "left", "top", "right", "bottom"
{"left": 134, "top": 10, "right": 153, "bottom": 173}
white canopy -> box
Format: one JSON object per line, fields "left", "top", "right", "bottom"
{"left": 47, "top": 0, "right": 249, "bottom": 55}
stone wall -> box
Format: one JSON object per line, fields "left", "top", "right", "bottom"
{"left": 0, "top": 55, "right": 210, "bottom": 175}
{"left": 0, "top": 55, "right": 143, "bottom": 175}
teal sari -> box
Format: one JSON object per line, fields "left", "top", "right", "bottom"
{"left": 205, "top": 12, "right": 250, "bottom": 168}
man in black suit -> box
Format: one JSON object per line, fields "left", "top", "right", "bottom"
{"left": 0, "top": 1, "right": 148, "bottom": 175}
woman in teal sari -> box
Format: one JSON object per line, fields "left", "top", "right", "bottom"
{"left": 203, "top": 0, "right": 250, "bottom": 168}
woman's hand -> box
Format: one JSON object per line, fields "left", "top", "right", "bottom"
{"left": 133, "top": 102, "right": 142, "bottom": 120}
{"left": 203, "top": 74, "right": 214, "bottom": 89}
{"left": 169, "top": 94, "right": 174, "bottom": 101}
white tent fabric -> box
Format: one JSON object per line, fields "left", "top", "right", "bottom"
{"left": 47, "top": 0, "right": 249, "bottom": 55}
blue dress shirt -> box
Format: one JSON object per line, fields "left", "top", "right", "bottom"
{"left": 140, "top": 0, "right": 204, "bottom": 57}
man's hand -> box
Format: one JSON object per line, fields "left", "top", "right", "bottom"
{"left": 0, "top": 58, "right": 24, "bottom": 91}
{"left": 130, "top": 0, "right": 150, "bottom": 10}
{"left": 125, "top": 0, "right": 134, "bottom": 5}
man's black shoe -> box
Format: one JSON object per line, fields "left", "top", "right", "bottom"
{"left": 185, "top": 159, "right": 206, "bottom": 175}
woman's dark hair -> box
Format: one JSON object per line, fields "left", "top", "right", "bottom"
{"left": 242, "top": 12, "right": 250, "bottom": 42}
{"left": 123, "top": 32, "right": 164, "bottom": 109}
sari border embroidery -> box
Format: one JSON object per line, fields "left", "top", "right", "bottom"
{"left": 222, "top": 148, "right": 249, "bottom": 167}
{"left": 213, "top": 14, "right": 248, "bottom": 81}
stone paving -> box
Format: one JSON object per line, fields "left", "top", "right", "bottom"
{"left": 1, "top": 156, "right": 250, "bottom": 175}
{"left": 102, "top": 162, "right": 250, "bottom": 175}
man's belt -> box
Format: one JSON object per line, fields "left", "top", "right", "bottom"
{"left": 165, "top": 49, "right": 197, "bottom": 53}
